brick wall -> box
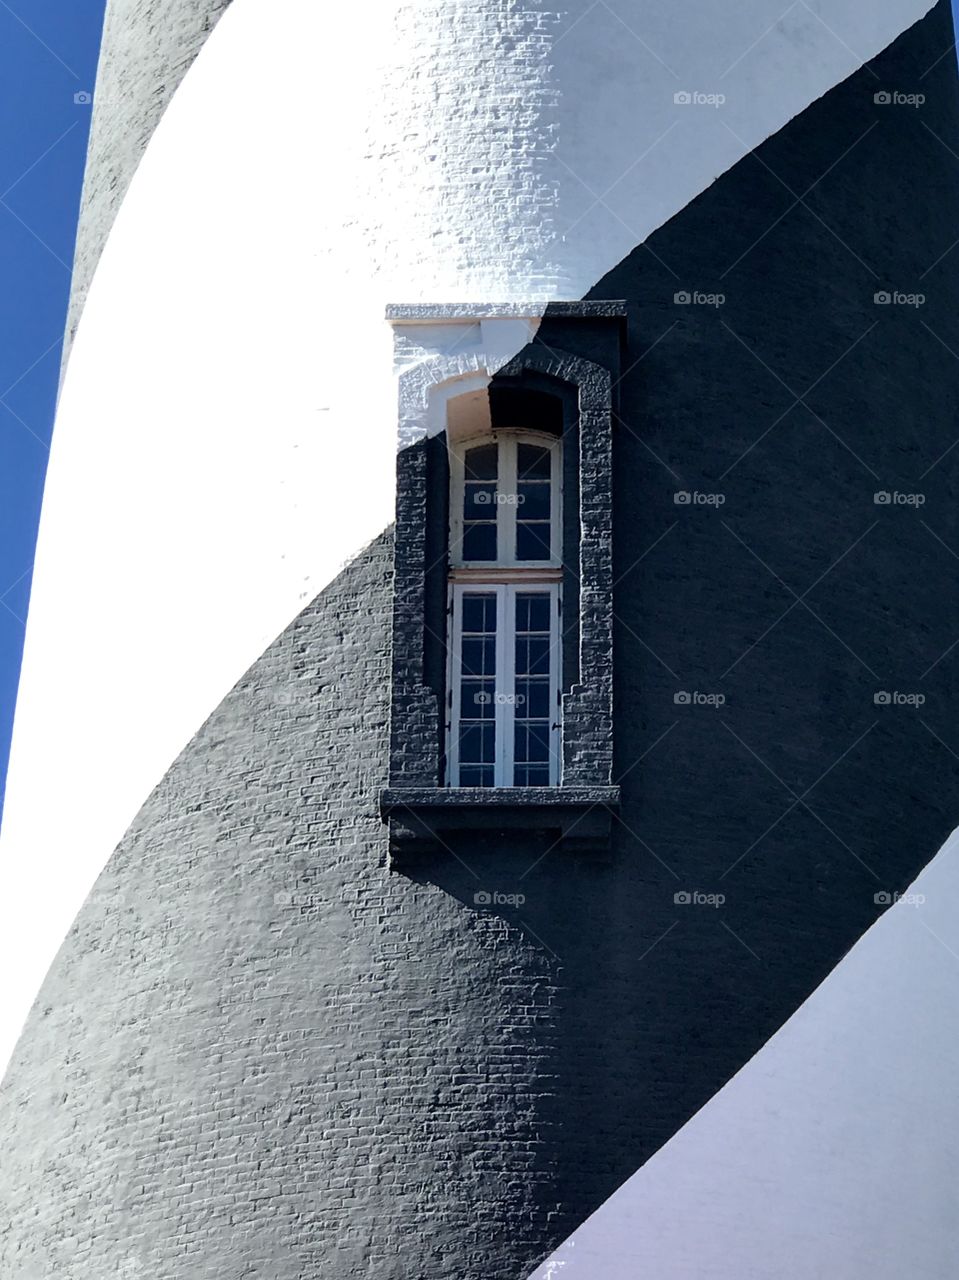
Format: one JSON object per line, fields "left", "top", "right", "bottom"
{"left": 4, "top": 5, "right": 959, "bottom": 1279}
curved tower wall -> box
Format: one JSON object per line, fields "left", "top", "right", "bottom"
{"left": 0, "top": 0, "right": 938, "bottom": 1085}
{"left": 531, "top": 827, "right": 959, "bottom": 1278}
{"left": 4, "top": 2, "right": 959, "bottom": 1278}
{"left": 63, "top": 0, "right": 233, "bottom": 369}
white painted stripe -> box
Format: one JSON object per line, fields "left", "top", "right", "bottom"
{"left": 528, "top": 827, "right": 959, "bottom": 1279}
{"left": 0, "top": 0, "right": 935, "bottom": 1080}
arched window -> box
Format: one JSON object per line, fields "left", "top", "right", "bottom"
{"left": 447, "top": 431, "right": 562, "bottom": 787}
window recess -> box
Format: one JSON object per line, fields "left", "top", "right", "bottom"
{"left": 381, "top": 301, "right": 625, "bottom": 865}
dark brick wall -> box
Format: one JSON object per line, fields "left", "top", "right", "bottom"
{"left": 4, "top": 5, "right": 959, "bottom": 1279}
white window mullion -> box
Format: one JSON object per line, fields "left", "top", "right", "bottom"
{"left": 501, "top": 435, "right": 518, "bottom": 567}
{"left": 494, "top": 583, "right": 511, "bottom": 786}
{"left": 447, "top": 584, "right": 463, "bottom": 785}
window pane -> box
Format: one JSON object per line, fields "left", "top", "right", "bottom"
{"left": 455, "top": 592, "right": 499, "bottom": 788}
{"left": 461, "top": 636, "right": 495, "bottom": 676}
{"left": 460, "top": 722, "right": 496, "bottom": 763}
{"left": 462, "top": 680, "right": 495, "bottom": 718}
{"left": 464, "top": 482, "right": 497, "bottom": 518}
{"left": 463, "top": 522, "right": 497, "bottom": 562}
{"left": 465, "top": 444, "right": 498, "bottom": 480}
{"left": 511, "top": 592, "right": 556, "bottom": 787}
{"left": 516, "top": 594, "right": 551, "bottom": 634}
{"left": 515, "top": 679, "right": 550, "bottom": 719}
{"left": 528, "top": 722, "right": 551, "bottom": 760}
{"left": 516, "top": 636, "right": 550, "bottom": 677}
{"left": 462, "top": 593, "right": 496, "bottom": 633}
{"left": 517, "top": 443, "right": 550, "bottom": 479}
{"left": 514, "top": 721, "right": 551, "bottom": 765}
{"left": 516, "top": 522, "right": 552, "bottom": 562}
{"left": 517, "top": 482, "right": 550, "bottom": 521}
{"left": 460, "top": 765, "right": 495, "bottom": 787}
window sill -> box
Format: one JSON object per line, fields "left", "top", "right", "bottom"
{"left": 381, "top": 786, "right": 620, "bottom": 865}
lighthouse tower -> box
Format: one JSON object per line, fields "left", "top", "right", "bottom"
{"left": 4, "top": 3, "right": 959, "bottom": 1278}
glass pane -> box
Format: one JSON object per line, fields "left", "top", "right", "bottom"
{"left": 462, "top": 636, "right": 495, "bottom": 677}
{"left": 456, "top": 591, "right": 499, "bottom": 787}
{"left": 516, "top": 594, "right": 551, "bottom": 633}
{"left": 462, "top": 680, "right": 495, "bottom": 718}
{"left": 514, "top": 765, "right": 550, "bottom": 787}
{"left": 528, "top": 722, "right": 551, "bottom": 761}
{"left": 462, "top": 593, "right": 496, "bottom": 633}
{"left": 512, "top": 758, "right": 551, "bottom": 785}
{"left": 459, "top": 722, "right": 495, "bottom": 764}
{"left": 460, "top": 765, "right": 495, "bottom": 787}
{"left": 464, "top": 482, "right": 497, "bottom": 518}
{"left": 517, "top": 443, "right": 550, "bottom": 479}
{"left": 516, "top": 636, "right": 550, "bottom": 677}
{"left": 515, "top": 679, "right": 550, "bottom": 719}
{"left": 515, "top": 722, "right": 552, "bottom": 765}
{"left": 463, "top": 522, "right": 497, "bottom": 562}
{"left": 517, "top": 482, "right": 550, "bottom": 521}
{"left": 465, "top": 443, "right": 498, "bottom": 480}
{"left": 516, "top": 522, "right": 552, "bottom": 562}
{"left": 511, "top": 591, "right": 555, "bottom": 787}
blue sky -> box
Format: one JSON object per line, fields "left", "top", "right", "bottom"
{"left": 0, "top": 1, "right": 105, "bottom": 819}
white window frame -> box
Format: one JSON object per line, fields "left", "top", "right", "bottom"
{"left": 446, "top": 581, "right": 562, "bottom": 788}
{"left": 449, "top": 430, "right": 563, "bottom": 569}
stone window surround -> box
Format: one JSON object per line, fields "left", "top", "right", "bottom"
{"left": 380, "top": 302, "right": 625, "bottom": 863}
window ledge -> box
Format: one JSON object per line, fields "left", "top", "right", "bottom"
{"left": 381, "top": 786, "right": 620, "bottom": 865}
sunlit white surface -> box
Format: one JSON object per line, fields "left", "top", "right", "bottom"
{"left": 0, "top": 0, "right": 935, "bottom": 1080}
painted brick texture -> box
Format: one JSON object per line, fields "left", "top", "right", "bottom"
{"left": 3, "top": 6, "right": 959, "bottom": 1280}
{"left": 64, "top": 0, "right": 232, "bottom": 370}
